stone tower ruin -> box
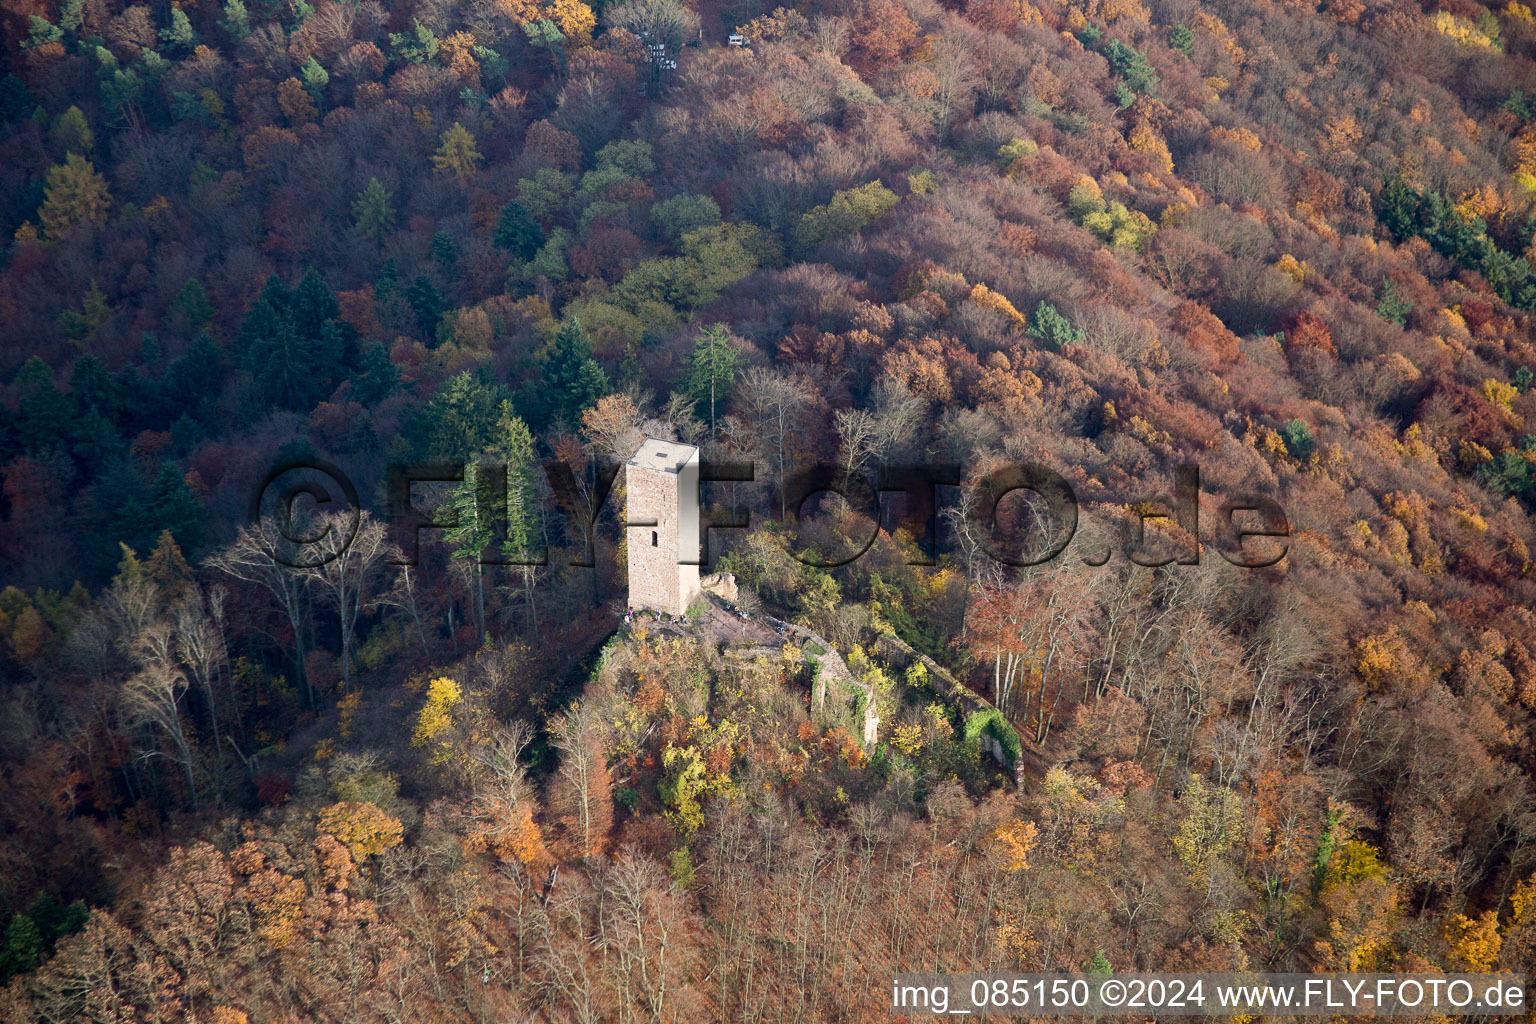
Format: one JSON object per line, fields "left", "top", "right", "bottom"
{"left": 626, "top": 438, "right": 701, "bottom": 616}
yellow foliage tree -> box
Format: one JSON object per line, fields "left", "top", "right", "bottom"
{"left": 439, "top": 31, "right": 481, "bottom": 85}
{"left": 39, "top": 154, "right": 112, "bottom": 239}
{"left": 1483, "top": 377, "right": 1519, "bottom": 412}
{"left": 316, "top": 801, "right": 404, "bottom": 859}
{"left": 10, "top": 605, "right": 50, "bottom": 661}
{"left": 1513, "top": 126, "right": 1536, "bottom": 178}
{"left": 891, "top": 722, "right": 924, "bottom": 755}
{"left": 968, "top": 283, "right": 1027, "bottom": 328}
{"left": 1456, "top": 185, "right": 1504, "bottom": 225}
{"left": 412, "top": 676, "right": 462, "bottom": 764}
{"left": 658, "top": 744, "right": 709, "bottom": 835}
{"left": 1512, "top": 872, "right": 1536, "bottom": 926}
{"left": 1100, "top": 0, "right": 1149, "bottom": 22}
{"left": 1211, "top": 125, "right": 1262, "bottom": 151}
{"left": 989, "top": 819, "right": 1040, "bottom": 871}
{"left": 239, "top": 861, "right": 307, "bottom": 950}
{"left": 1444, "top": 910, "right": 1502, "bottom": 971}
{"left": 496, "top": 0, "right": 542, "bottom": 22}
{"left": 1432, "top": 10, "right": 1500, "bottom": 49}
{"left": 1014, "top": 1, "right": 1043, "bottom": 24}
{"left": 1276, "top": 253, "right": 1308, "bottom": 282}
{"left": 1170, "top": 776, "right": 1242, "bottom": 876}
{"left": 1315, "top": 840, "right": 1397, "bottom": 970}
{"left": 997, "top": 906, "right": 1042, "bottom": 966}
{"left": 432, "top": 123, "right": 482, "bottom": 184}
{"left": 1066, "top": 174, "right": 1104, "bottom": 219}
{"left": 544, "top": 0, "right": 596, "bottom": 41}
{"left": 1129, "top": 121, "right": 1173, "bottom": 174}
{"left": 1354, "top": 629, "right": 1406, "bottom": 689}
{"left": 337, "top": 691, "right": 362, "bottom": 740}
{"left": 498, "top": 803, "right": 552, "bottom": 866}
{"left": 1450, "top": 489, "right": 1489, "bottom": 532}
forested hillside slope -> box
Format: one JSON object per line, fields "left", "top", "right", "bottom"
{"left": 3, "top": 0, "right": 1536, "bottom": 1017}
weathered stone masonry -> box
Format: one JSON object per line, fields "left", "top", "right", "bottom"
{"left": 626, "top": 438, "right": 702, "bottom": 617}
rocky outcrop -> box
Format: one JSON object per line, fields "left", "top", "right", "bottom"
{"left": 700, "top": 572, "right": 738, "bottom": 603}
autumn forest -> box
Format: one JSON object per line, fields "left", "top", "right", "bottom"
{"left": 3, "top": 0, "right": 1536, "bottom": 1017}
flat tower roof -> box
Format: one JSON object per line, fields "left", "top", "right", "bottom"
{"left": 628, "top": 437, "right": 699, "bottom": 474}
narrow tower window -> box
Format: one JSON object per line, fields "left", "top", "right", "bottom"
{"left": 651, "top": 531, "right": 658, "bottom": 546}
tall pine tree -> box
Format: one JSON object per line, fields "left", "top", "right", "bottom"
{"left": 538, "top": 318, "right": 608, "bottom": 427}
{"left": 239, "top": 271, "right": 352, "bottom": 409}
{"left": 494, "top": 200, "right": 543, "bottom": 260}
{"left": 684, "top": 323, "right": 741, "bottom": 435}
{"left": 240, "top": 277, "right": 312, "bottom": 409}
{"left": 352, "top": 177, "right": 394, "bottom": 247}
